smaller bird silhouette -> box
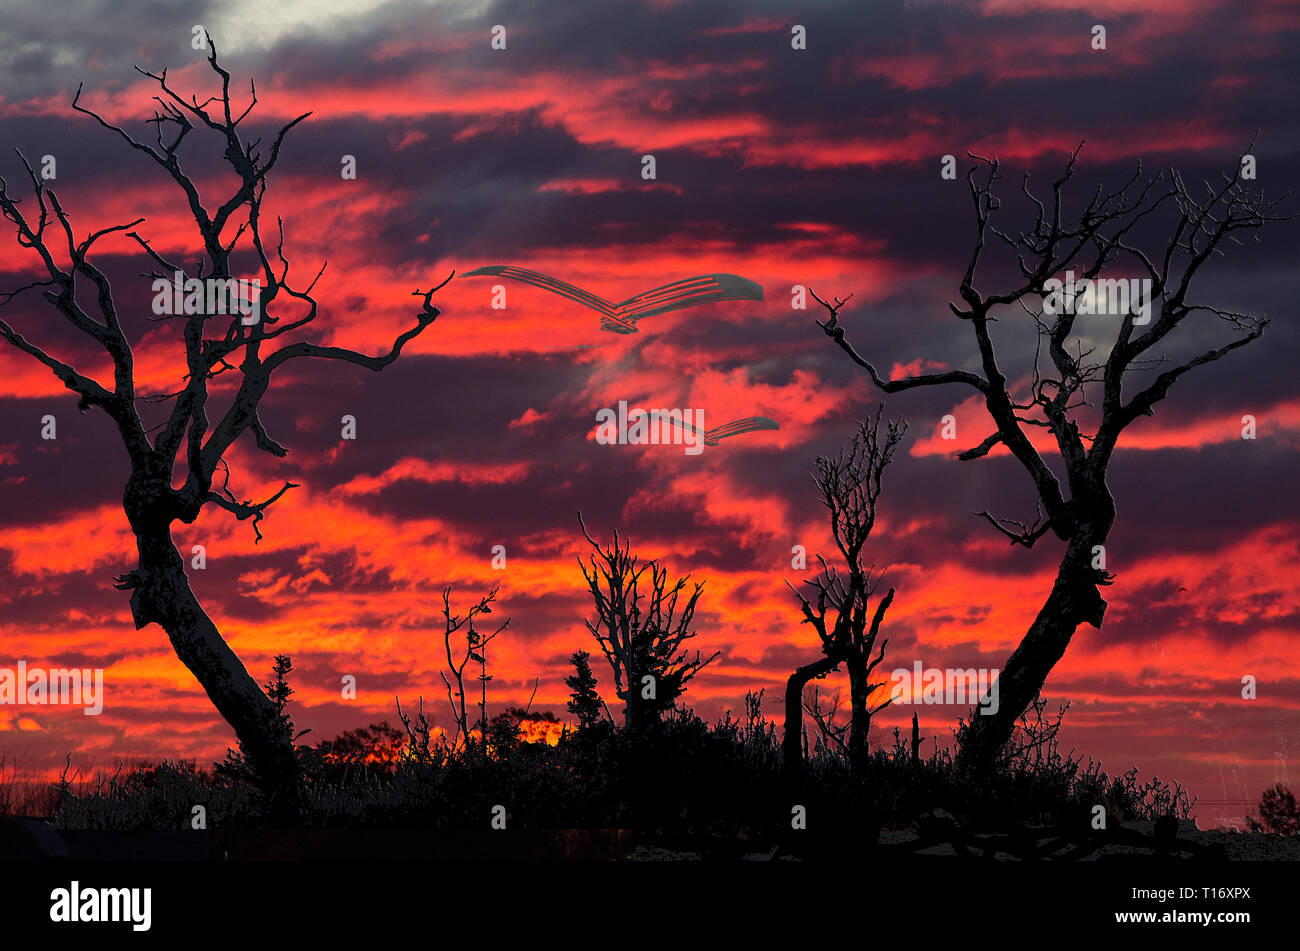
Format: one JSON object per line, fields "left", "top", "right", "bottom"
{"left": 461, "top": 265, "right": 763, "bottom": 334}
{"left": 651, "top": 413, "right": 780, "bottom": 447}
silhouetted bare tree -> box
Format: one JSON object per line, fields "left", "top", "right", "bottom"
{"left": 785, "top": 409, "right": 905, "bottom": 775}
{"left": 811, "top": 142, "right": 1289, "bottom": 773}
{"left": 0, "top": 37, "right": 450, "bottom": 811}
{"left": 437, "top": 586, "right": 510, "bottom": 750}
{"left": 577, "top": 513, "right": 718, "bottom": 730}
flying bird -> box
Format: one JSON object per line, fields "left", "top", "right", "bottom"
{"left": 651, "top": 413, "right": 780, "bottom": 447}
{"left": 461, "top": 265, "right": 764, "bottom": 334}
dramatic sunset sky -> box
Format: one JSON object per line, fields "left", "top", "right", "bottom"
{"left": 1, "top": 0, "right": 1297, "bottom": 827}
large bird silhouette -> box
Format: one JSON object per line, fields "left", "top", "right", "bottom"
{"left": 462, "top": 265, "right": 764, "bottom": 334}
{"left": 651, "top": 413, "right": 780, "bottom": 447}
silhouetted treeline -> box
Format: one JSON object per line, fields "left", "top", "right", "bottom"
{"left": 43, "top": 695, "right": 1199, "bottom": 858}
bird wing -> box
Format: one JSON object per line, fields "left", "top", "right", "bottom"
{"left": 705, "top": 417, "right": 780, "bottom": 443}
{"left": 614, "top": 273, "right": 764, "bottom": 323}
{"left": 461, "top": 267, "right": 764, "bottom": 335}
{"left": 649, "top": 412, "right": 710, "bottom": 445}
{"left": 460, "top": 265, "right": 638, "bottom": 333}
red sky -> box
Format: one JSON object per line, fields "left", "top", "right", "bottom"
{"left": 1, "top": 0, "right": 1298, "bottom": 828}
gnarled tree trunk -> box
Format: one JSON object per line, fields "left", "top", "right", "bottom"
{"left": 955, "top": 526, "right": 1111, "bottom": 772}
{"left": 117, "top": 472, "right": 302, "bottom": 814}
{"left": 783, "top": 654, "right": 840, "bottom": 776}
{"left": 845, "top": 653, "right": 871, "bottom": 775}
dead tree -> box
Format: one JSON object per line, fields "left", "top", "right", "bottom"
{"left": 812, "top": 142, "right": 1289, "bottom": 773}
{"left": 577, "top": 512, "right": 719, "bottom": 730}
{"left": 0, "top": 38, "right": 449, "bottom": 810}
{"left": 803, "top": 685, "right": 850, "bottom": 758}
{"left": 437, "top": 586, "right": 510, "bottom": 751}
{"left": 785, "top": 409, "right": 906, "bottom": 775}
